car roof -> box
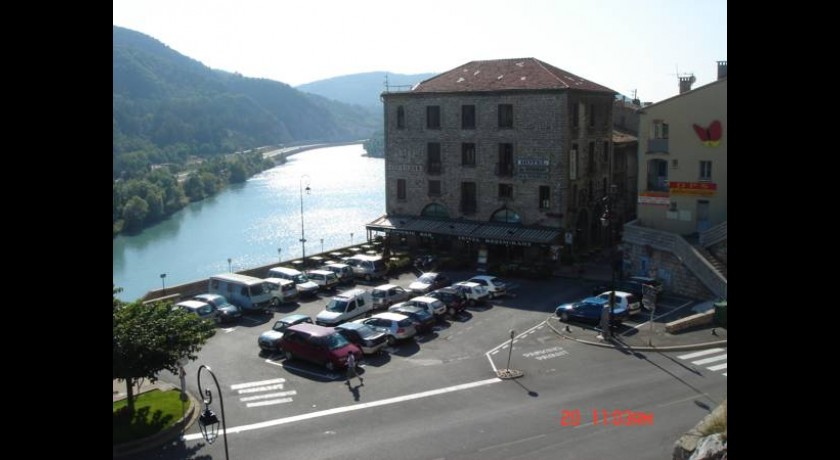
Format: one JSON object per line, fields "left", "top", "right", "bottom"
{"left": 194, "top": 294, "right": 224, "bottom": 302}
{"left": 176, "top": 300, "right": 210, "bottom": 309}
{"left": 371, "top": 312, "right": 410, "bottom": 322}
{"left": 279, "top": 314, "right": 311, "bottom": 323}
{"left": 308, "top": 269, "right": 333, "bottom": 275}
{"left": 411, "top": 296, "right": 439, "bottom": 303}
{"left": 264, "top": 277, "right": 294, "bottom": 285}
{"left": 373, "top": 284, "right": 398, "bottom": 290}
{"left": 454, "top": 281, "right": 481, "bottom": 288}
{"left": 286, "top": 323, "right": 334, "bottom": 336}
{"left": 596, "top": 290, "right": 633, "bottom": 298}
{"left": 470, "top": 275, "right": 498, "bottom": 281}
{"left": 335, "top": 322, "right": 364, "bottom": 330}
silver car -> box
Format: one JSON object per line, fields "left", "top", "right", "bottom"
{"left": 371, "top": 284, "right": 411, "bottom": 309}
{"left": 356, "top": 312, "right": 417, "bottom": 346}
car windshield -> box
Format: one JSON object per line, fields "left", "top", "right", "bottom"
{"left": 293, "top": 274, "right": 309, "bottom": 284}
{"left": 326, "top": 299, "right": 349, "bottom": 312}
{"left": 418, "top": 274, "right": 435, "bottom": 283}
{"left": 273, "top": 321, "right": 290, "bottom": 332}
{"left": 355, "top": 324, "right": 379, "bottom": 338}
{"left": 491, "top": 279, "right": 504, "bottom": 287}
{"left": 249, "top": 284, "right": 265, "bottom": 295}
{"left": 372, "top": 290, "right": 385, "bottom": 298}
{"left": 325, "top": 333, "right": 350, "bottom": 350}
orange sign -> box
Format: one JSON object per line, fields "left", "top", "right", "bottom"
{"left": 669, "top": 181, "right": 717, "bottom": 196}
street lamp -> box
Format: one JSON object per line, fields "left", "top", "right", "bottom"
{"left": 599, "top": 184, "right": 618, "bottom": 340}
{"left": 277, "top": 248, "right": 282, "bottom": 263}
{"left": 160, "top": 273, "right": 167, "bottom": 295}
{"left": 227, "top": 258, "right": 232, "bottom": 273}
{"left": 197, "top": 364, "right": 229, "bottom": 460}
{"left": 321, "top": 238, "right": 324, "bottom": 254}
{"left": 300, "top": 175, "right": 311, "bottom": 262}
{"left": 350, "top": 232, "right": 354, "bottom": 246}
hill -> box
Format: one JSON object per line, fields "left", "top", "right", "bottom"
{"left": 296, "top": 71, "right": 436, "bottom": 109}
{"left": 112, "top": 26, "right": 379, "bottom": 173}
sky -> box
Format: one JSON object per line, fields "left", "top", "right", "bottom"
{"left": 113, "top": 0, "right": 726, "bottom": 104}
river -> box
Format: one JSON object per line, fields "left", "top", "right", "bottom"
{"left": 113, "top": 144, "right": 385, "bottom": 301}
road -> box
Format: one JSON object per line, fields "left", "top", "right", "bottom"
{"left": 124, "top": 271, "right": 726, "bottom": 459}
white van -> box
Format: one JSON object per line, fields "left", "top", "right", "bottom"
{"left": 267, "top": 267, "right": 320, "bottom": 297}
{"left": 209, "top": 273, "right": 272, "bottom": 313}
{"left": 175, "top": 299, "right": 220, "bottom": 323}
{"left": 263, "top": 277, "right": 299, "bottom": 306}
{"left": 315, "top": 288, "right": 373, "bottom": 327}
{"left": 345, "top": 254, "right": 388, "bottom": 282}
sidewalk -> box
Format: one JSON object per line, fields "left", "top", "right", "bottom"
{"left": 113, "top": 378, "right": 177, "bottom": 402}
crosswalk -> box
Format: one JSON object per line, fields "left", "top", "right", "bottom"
{"left": 677, "top": 348, "right": 727, "bottom": 377}
{"left": 230, "top": 378, "right": 297, "bottom": 408}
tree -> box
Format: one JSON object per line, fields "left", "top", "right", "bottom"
{"left": 113, "top": 289, "right": 216, "bottom": 417}
{"left": 122, "top": 196, "right": 149, "bottom": 231}
{"left": 183, "top": 173, "right": 205, "bottom": 202}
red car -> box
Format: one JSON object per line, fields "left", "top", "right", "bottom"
{"left": 279, "top": 323, "right": 361, "bottom": 371}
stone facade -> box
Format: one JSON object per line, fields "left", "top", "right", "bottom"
{"left": 380, "top": 58, "right": 617, "bottom": 255}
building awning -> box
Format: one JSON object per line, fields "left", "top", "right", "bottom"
{"left": 366, "top": 215, "right": 562, "bottom": 247}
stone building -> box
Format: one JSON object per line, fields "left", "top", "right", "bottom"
{"left": 622, "top": 61, "right": 728, "bottom": 300}
{"left": 366, "top": 58, "right": 617, "bottom": 268}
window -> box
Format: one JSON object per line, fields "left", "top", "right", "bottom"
{"left": 699, "top": 161, "right": 712, "bottom": 181}
{"left": 572, "top": 102, "right": 579, "bottom": 128}
{"left": 648, "top": 120, "right": 670, "bottom": 153}
{"left": 652, "top": 120, "right": 669, "bottom": 139}
{"left": 428, "top": 180, "right": 441, "bottom": 196}
{"left": 539, "top": 186, "right": 550, "bottom": 210}
{"left": 498, "top": 183, "right": 513, "bottom": 200}
{"left": 570, "top": 143, "right": 578, "bottom": 180}
{"left": 426, "top": 106, "right": 441, "bottom": 129}
{"left": 396, "top": 106, "right": 405, "bottom": 129}
{"left": 498, "top": 104, "right": 513, "bottom": 128}
{"left": 588, "top": 142, "right": 595, "bottom": 173}
{"left": 462, "top": 105, "right": 476, "bottom": 129}
{"left": 602, "top": 141, "right": 609, "bottom": 163}
{"left": 422, "top": 203, "right": 449, "bottom": 218}
{"left": 427, "top": 143, "right": 441, "bottom": 174}
{"left": 462, "top": 143, "right": 476, "bottom": 167}
{"left": 646, "top": 159, "right": 669, "bottom": 192}
{"left": 589, "top": 103, "right": 595, "bottom": 127}
{"left": 497, "top": 143, "right": 514, "bottom": 176}
{"left": 397, "top": 179, "right": 406, "bottom": 200}
{"left": 490, "top": 208, "right": 521, "bottom": 223}
{"left": 461, "top": 182, "right": 477, "bottom": 214}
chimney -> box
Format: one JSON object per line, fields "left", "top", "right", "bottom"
{"left": 679, "top": 75, "right": 696, "bottom": 94}
{"left": 717, "top": 61, "right": 727, "bottom": 80}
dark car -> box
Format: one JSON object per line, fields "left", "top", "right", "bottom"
{"left": 555, "top": 297, "right": 628, "bottom": 326}
{"left": 389, "top": 304, "right": 436, "bottom": 333}
{"left": 427, "top": 287, "right": 468, "bottom": 316}
{"left": 408, "top": 272, "right": 451, "bottom": 295}
{"left": 278, "top": 323, "right": 362, "bottom": 371}
{"left": 335, "top": 322, "right": 388, "bottom": 355}
{"left": 258, "top": 314, "right": 313, "bottom": 353}
{"left": 194, "top": 293, "right": 241, "bottom": 323}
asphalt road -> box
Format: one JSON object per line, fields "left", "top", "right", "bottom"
{"left": 124, "top": 271, "right": 726, "bottom": 459}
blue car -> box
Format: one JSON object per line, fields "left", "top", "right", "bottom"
{"left": 555, "top": 297, "right": 628, "bottom": 326}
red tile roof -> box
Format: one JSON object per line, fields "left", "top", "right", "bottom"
{"left": 412, "top": 58, "right": 615, "bottom": 94}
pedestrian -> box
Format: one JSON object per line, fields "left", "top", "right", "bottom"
{"left": 345, "top": 352, "right": 362, "bottom": 386}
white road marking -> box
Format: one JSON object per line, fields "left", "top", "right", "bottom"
{"left": 231, "top": 378, "right": 286, "bottom": 390}
{"left": 485, "top": 320, "right": 547, "bottom": 372}
{"left": 678, "top": 348, "right": 726, "bottom": 360}
{"left": 240, "top": 391, "right": 297, "bottom": 402}
{"left": 692, "top": 354, "right": 727, "bottom": 365}
{"left": 182, "top": 377, "right": 501, "bottom": 441}
{"left": 237, "top": 384, "right": 285, "bottom": 394}
{"left": 246, "top": 397, "right": 294, "bottom": 408}
{"left": 707, "top": 363, "right": 727, "bottom": 371}
{"left": 478, "top": 433, "right": 547, "bottom": 452}
{"left": 221, "top": 327, "right": 236, "bottom": 333}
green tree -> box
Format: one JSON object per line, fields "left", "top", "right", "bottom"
{"left": 113, "top": 289, "right": 216, "bottom": 417}
{"left": 183, "top": 173, "right": 205, "bottom": 201}
{"left": 228, "top": 159, "right": 247, "bottom": 183}
{"left": 199, "top": 171, "right": 220, "bottom": 196}
{"left": 122, "top": 196, "right": 149, "bottom": 231}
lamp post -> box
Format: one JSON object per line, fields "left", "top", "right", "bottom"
{"left": 350, "top": 232, "right": 354, "bottom": 246}
{"left": 599, "top": 184, "right": 618, "bottom": 340}
{"left": 320, "top": 238, "right": 324, "bottom": 254}
{"left": 227, "top": 258, "right": 232, "bottom": 273}
{"left": 277, "top": 248, "right": 282, "bottom": 264}
{"left": 160, "top": 273, "right": 167, "bottom": 295}
{"left": 196, "top": 364, "right": 229, "bottom": 460}
{"left": 300, "top": 175, "right": 311, "bottom": 262}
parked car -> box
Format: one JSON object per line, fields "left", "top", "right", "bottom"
{"left": 593, "top": 291, "right": 641, "bottom": 316}
{"left": 409, "top": 272, "right": 451, "bottom": 295}
{"left": 175, "top": 300, "right": 219, "bottom": 323}
{"left": 592, "top": 277, "right": 663, "bottom": 304}
{"left": 468, "top": 275, "right": 507, "bottom": 298}
{"left": 389, "top": 304, "right": 436, "bottom": 333}
{"left": 263, "top": 277, "right": 298, "bottom": 305}
{"left": 427, "top": 287, "right": 468, "bottom": 316}
{"left": 267, "top": 267, "right": 320, "bottom": 298}
{"left": 371, "top": 284, "right": 411, "bottom": 309}
{"left": 356, "top": 312, "right": 417, "bottom": 346}
{"left": 322, "top": 262, "right": 354, "bottom": 285}
{"left": 193, "top": 293, "right": 241, "bottom": 323}
{"left": 307, "top": 269, "right": 339, "bottom": 291}
{"left": 389, "top": 296, "right": 446, "bottom": 317}
{"left": 278, "top": 323, "right": 362, "bottom": 371}
{"left": 555, "top": 297, "right": 628, "bottom": 326}
{"left": 345, "top": 254, "right": 388, "bottom": 282}
{"left": 315, "top": 289, "right": 374, "bottom": 327}
{"left": 451, "top": 281, "right": 490, "bottom": 306}
{"left": 257, "top": 314, "right": 313, "bottom": 353}
{"left": 335, "top": 322, "right": 388, "bottom": 355}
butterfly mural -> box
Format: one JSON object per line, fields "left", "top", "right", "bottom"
{"left": 693, "top": 120, "right": 722, "bottom": 147}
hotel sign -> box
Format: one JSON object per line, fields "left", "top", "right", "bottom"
{"left": 669, "top": 181, "right": 717, "bottom": 196}
{"left": 517, "top": 158, "right": 550, "bottom": 180}
{"left": 387, "top": 164, "right": 423, "bottom": 172}
{"left": 638, "top": 192, "right": 670, "bottom": 206}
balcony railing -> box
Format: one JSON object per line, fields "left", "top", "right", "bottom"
{"left": 426, "top": 162, "right": 442, "bottom": 175}
{"left": 647, "top": 138, "right": 669, "bottom": 153}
